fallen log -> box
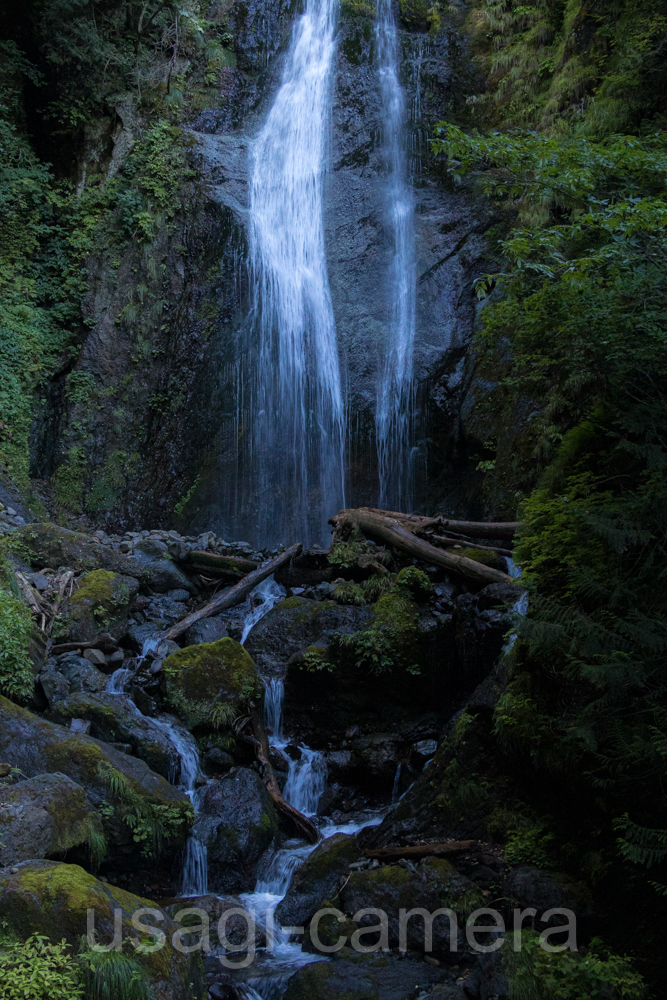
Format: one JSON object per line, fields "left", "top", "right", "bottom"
{"left": 51, "top": 632, "right": 119, "bottom": 655}
{"left": 365, "top": 840, "right": 478, "bottom": 861}
{"left": 160, "top": 543, "right": 303, "bottom": 642}
{"left": 184, "top": 550, "right": 258, "bottom": 579}
{"left": 427, "top": 535, "right": 514, "bottom": 558}
{"left": 250, "top": 709, "right": 319, "bottom": 843}
{"left": 356, "top": 508, "right": 520, "bottom": 540}
{"left": 329, "top": 509, "right": 516, "bottom": 587}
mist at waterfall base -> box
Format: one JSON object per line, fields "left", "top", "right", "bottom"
{"left": 213, "top": 0, "right": 418, "bottom": 551}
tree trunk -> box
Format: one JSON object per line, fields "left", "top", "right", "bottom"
{"left": 329, "top": 509, "right": 516, "bottom": 587}
{"left": 354, "top": 508, "right": 520, "bottom": 540}
{"left": 250, "top": 709, "right": 319, "bottom": 843}
{"left": 161, "top": 543, "right": 302, "bottom": 642}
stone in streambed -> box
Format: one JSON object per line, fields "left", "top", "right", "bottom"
{"left": 39, "top": 654, "right": 107, "bottom": 706}
{"left": 0, "top": 861, "right": 204, "bottom": 1000}
{"left": 184, "top": 616, "right": 229, "bottom": 645}
{"left": 161, "top": 638, "right": 261, "bottom": 730}
{"left": 193, "top": 767, "right": 279, "bottom": 893}
{"left": 0, "top": 773, "right": 102, "bottom": 866}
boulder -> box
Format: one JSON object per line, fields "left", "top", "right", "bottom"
{"left": 333, "top": 858, "right": 469, "bottom": 953}
{"left": 0, "top": 860, "right": 204, "bottom": 1000}
{"left": 39, "top": 654, "right": 107, "bottom": 706}
{"left": 0, "top": 697, "right": 192, "bottom": 856}
{"left": 16, "top": 523, "right": 198, "bottom": 595}
{"left": 46, "top": 693, "right": 181, "bottom": 780}
{"left": 60, "top": 569, "right": 139, "bottom": 642}
{"left": 283, "top": 954, "right": 462, "bottom": 1000}
{"left": 245, "top": 597, "right": 373, "bottom": 673}
{"left": 194, "top": 767, "right": 279, "bottom": 893}
{"left": 184, "top": 616, "right": 229, "bottom": 645}
{"left": 0, "top": 773, "right": 102, "bottom": 866}
{"left": 162, "top": 638, "right": 261, "bottom": 729}
{"left": 276, "top": 833, "right": 360, "bottom": 929}
{"left": 503, "top": 865, "right": 591, "bottom": 921}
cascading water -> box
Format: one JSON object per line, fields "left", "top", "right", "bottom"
{"left": 246, "top": 0, "right": 345, "bottom": 548}
{"left": 105, "top": 638, "right": 209, "bottom": 896}
{"left": 152, "top": 718, "right": 208, "bottom": 896}
{"left": 374, "top": 0, "right": 417, "bottom": 510}
{"left": 241, "top": 576, "right": 286, "bottom": 645}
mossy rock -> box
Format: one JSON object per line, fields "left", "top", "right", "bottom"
{"left": 284, "top": 959, "right": 377, "bottom": 1000}
{"left": 283, "top": 954, "right": 450, "bottom": 999}
{"left": 0, "top": 860, "right": 204, "bottom": 1000}
{"left": 162, "top": 638, "right": 261, "bottom": 729}
{"left": 276, "top": 833, "right": 361, "bottom": 928}
{"left": 461, "top": 548, "right": 508, "bottom": 572}
{"left": 47, "top": 692, "right": 180, "bottom": 780}
{"left": 64, "top": 569, "right": 139, "bottom": 642}
{"left": 0, "top": 696, "right": 192, "bottom": 857}
{"left": 0, "top": 773, "right": 103, "bottom": 866}
{"left": 335, "top": 858, "right": 469, "bottom": 953}
{"left": 246, "top": 598, "right": 372, "bottom": 673}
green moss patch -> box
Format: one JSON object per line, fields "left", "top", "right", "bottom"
{"left": 162, "top": 638, "right": 261, "bottom": 729}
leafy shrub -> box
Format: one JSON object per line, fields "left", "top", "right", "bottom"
{"left": 0, "top": 930, "right": 83, "bottom": 1000}
{"left": 508, "top": 931, "right": 646, "bottom": 999}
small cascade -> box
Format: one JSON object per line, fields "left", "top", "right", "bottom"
{"left": 241, "top": 576, "right": 286, "bottom": 645}
{"left": 105, "top": 666, "right": 132, "bottom": 694}
{"left": 263, "top": 677, "right": 286, "bottom": 747}
{"left": 283, "top": 747, "right": 328, "bottom": 817}
{"left": 153, "top": 718, "right": 208, "bottom": 896}
{"left": 391, "top": 762, "right": 402, "bottom": 803}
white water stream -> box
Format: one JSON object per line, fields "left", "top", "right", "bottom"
{"left": 248, "top": 0, "right": 345, "bottom": 547}
{"left": 374, "top": 0, "right": 417, "bottom": 511}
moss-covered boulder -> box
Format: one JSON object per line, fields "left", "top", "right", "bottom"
{"left": 46, "top": 693, "right": 181, "bottom": 780}
{"left": 0, "top": 697, "right": 192, "bottom": 858}
{"left": 193, "top": 767, "right": 279, "bottom": 893}
{"left": 61, "top": 569, "right": 139, "bottom": 642}
{"left": 245, "top": 597, "right": 373, "bottom": 673}
{"left": 0, "top": 860, "right": 204, "bottom": 1000}
{"left": 162, "top": 638, "right": 261, "bottom": 729}
{"left": 0, "top": 773, "right": 103, "bottom": 866}
{"left": 276, "top": 833, "right": 360, "bottom": 928}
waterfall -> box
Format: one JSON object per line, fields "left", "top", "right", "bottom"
{"left": 263, "top": 677, "right": 286, "bottom": 746}
{"left": 283, "top": 746, "right": 328, "bottom": 817}
{"left": 374, "top": 0, "right": 416, "bottom": 510}
{"left": 247, "top": 0, "right": 345, "bottom": 548}
{"left": 241, "top": 576, "right": 286, "bottom": 645}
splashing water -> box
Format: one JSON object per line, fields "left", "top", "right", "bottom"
{"left": 374, "top": 0, "right": 416, "bottom": 510}
{"left": 246, "top": 0, "right": 345, "bottom": 548}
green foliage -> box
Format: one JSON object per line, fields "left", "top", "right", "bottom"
{"left": 174, "top": 475, "right": 201, "bottom": 516}
{"left": 0, "top": 928, "right": 83, "bottom": 1000}
{"left": 97, "top": 760, "right": 192, "bottom": 856}
{"left": 77, "top": 944, "right": 150, "bottom": 1000}
{"left": 0, "top": 586, "right": 34, "bottom": 702}
{"left": 507, "top": 931, "right": 646, "bottom": 999}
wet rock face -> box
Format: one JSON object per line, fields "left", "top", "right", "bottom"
{"left": 283, "top": 953, "right": 466, "bottom": 1000}
{"left": 0, "top": 773, "right": 102, "bottom": 866}
{"left": 194, "top": 767, "right": 279, "bottom": 893}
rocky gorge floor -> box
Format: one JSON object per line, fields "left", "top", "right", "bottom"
{"left": 0, "top": 505, "right": 585, "bottom": 1000}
